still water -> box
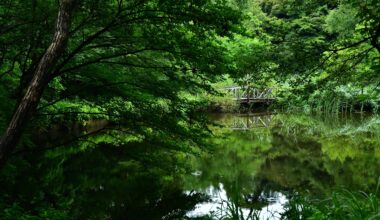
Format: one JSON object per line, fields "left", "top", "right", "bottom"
{"left": 2, "top": 113, "right": 380, "bottom": 219}
{"left": 183, "top": 113, "right": 380, "bottom": 219}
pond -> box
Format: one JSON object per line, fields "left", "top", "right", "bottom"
{"left": 183, "top": 113, "right": 380, "bottom": 219}
{"left": 1, "top": 113, "right": 380, "bottom": 219}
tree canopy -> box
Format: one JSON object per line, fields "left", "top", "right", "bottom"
{"left": 0, "top": 0, "right": 379, "bottom": 218}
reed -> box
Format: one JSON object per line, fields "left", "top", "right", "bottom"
{"left": 280, "top": 178, "right": 380, "bottom": 220}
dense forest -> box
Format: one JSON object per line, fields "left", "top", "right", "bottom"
{"left": 0, "top": 0, "right": 379, "bottom": 219}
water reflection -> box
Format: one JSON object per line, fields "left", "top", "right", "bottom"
{"left": 1, "top": 113, "right": 380, "bottom": 219}
{"left": 187, "top": 184, "right": 287, "bottom": 219}
{"left": 186, "top": 113, "right": 380, "bottom": 219}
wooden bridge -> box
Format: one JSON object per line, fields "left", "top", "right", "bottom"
{"left": 224, "top": 86, "right": 275, "bottom": 104}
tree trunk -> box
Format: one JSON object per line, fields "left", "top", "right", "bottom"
{"left": 371, "top": 22, "right": 380, "bottom": 55}
{"left": 0, "top": 0, "right": 76, "bottom": 166}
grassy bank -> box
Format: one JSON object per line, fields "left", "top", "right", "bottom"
{"left": 198, "top": 179, "right": 380, "bottom": 220}
{"left": 282, "top": 181, "right": 380, "bottom": 220}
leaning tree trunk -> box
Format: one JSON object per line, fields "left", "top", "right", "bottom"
{"left": 0, "top": 0, "right": 76, "bottom": 166}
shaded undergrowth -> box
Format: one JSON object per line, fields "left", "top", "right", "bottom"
{"left": 281, "top": 178, "right": 380, "bottom": 220}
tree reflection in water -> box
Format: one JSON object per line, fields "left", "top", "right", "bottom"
{"left": 185, "top": 113, "right": 380, "bottom": 219}
{"left": 1, "top": 113, "right": 379, "bottom": 219}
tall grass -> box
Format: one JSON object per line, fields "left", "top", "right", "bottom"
{"left": 274, "top": 86, "right": 380, "bottom": 114}
{"left": 280, "top": 178, "right": 380, "bottom": 220}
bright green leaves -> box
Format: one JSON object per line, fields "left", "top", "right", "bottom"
{"left": 325, "top": 4, "right": 359, "bottom": 39}
{"left": 232, "top": 0, "right": 380, "bottom": 112}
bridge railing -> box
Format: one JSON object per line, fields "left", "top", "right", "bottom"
{"left": 231, "top": 114, "right": 274, "bottom": 130}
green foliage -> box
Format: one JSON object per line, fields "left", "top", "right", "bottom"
{"left": 1, "top": 0, "right": 380, "bottom": 218}
{"left": 0, "top": 0, "right": 245, "bottom": 218}
{"left": 281, "top": 179, "right": 380, "bottom": 220}
{"left": 211, "top": 0, "right": 380, "bottom": 113}
{"left": 0, "top": 0, "right": 245, "bottom": 155}
{"left": 325, "top": 4, "right": 359, "bottom": 38}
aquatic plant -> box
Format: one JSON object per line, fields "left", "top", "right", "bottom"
{"left": 280, "top": 178, "right": 380, "bottom": 220}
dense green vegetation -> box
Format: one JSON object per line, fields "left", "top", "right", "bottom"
{"left": 282, "top": 186, "right": 380, "bottom": 220}
{"left": 0, "top": 0, "right": 379, "bottom": 219}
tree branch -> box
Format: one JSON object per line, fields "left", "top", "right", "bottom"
{"left": 57, "top": 48, "right": 175, "bottom": 75}
{"left": 329, "top": 37, "right": 371, "bottom": 52}
{"left": 370, "top": 21, "right": 380, "bottom": 54}
{"left": 35, "top": 111, "right": 109, "bottom": 116}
